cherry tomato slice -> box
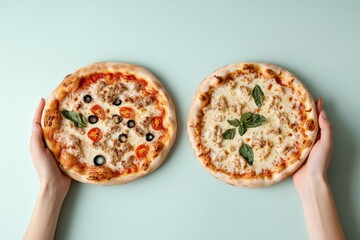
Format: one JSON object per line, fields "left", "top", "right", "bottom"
{"left": 90, "top": 105, "right": 105, "bottom": 120}
{"left": 135, "top": 144, "right": 149, "bottom": 159}
{"left": 119, "top": 107, "right": 134, "bottom": 118}
{"left": 87, "top": 127, "right": 102, "bottom": 142}
{"left": 151, "top": 116, "right": 163, "bottom": 130}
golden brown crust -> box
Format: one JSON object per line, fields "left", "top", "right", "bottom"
{"left": 187, "top": 62, "right": 318, "bottom": 187}
{"left": 42, "top": 62, "right": 177, "bottom": 185}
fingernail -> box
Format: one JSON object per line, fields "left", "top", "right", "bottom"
{"left": 322, "top": 110, "right": 327, "bottom": 119}
{"left": 32, "top": 122, "right": 38, "bottom": 132}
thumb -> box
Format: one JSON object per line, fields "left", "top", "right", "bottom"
{"left": 318, "top": 109, "right": 333, "bottom": 149}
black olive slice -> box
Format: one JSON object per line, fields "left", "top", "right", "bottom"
{"left": 127, "top": 120, "right": 135, "bottom": 128}
{"left": 112, "top": 114, "right": 123, "bottom": 124}
{"left": 83, "top": 94, "right": 92, "bottom": 103}
{"left": 145, "top": 133, "right": 154, "bottom": 142}
{"left": 88, "top": 115, "right": 98, "bottom": 124}
{"left": 94, "top": 155, "right": 105, "bottom": 166}
{"left": 113, "top": 98, "right": 122, "bottom": 106}
{"left": 118, "top": 134, "right": 128, "bottom": 143}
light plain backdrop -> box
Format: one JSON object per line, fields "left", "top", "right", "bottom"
{"left": 1, "top": 0, "right": 359, "bottom": 239}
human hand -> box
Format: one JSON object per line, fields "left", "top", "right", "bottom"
{"left": 293, "top": 98, "right": 333, "bottom": 192}
{"left": 30, "top": 98, "right": 71, "bottom": 199}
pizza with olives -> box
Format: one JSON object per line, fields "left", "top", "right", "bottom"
{"left": 42, "top": 62, "right": 177, "bottom": 185}
{"left": 187, "top": 62, "right": 318, "bottom": 187}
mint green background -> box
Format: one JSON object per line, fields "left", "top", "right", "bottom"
{"left": 1, "top": 0, "right": 359, "bottom": 239}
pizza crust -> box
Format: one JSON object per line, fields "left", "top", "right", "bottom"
{"left": 187, "top": 62, "right": 318, "bottom": 187}
{"left": 42, "top": 62, "right": 177, "bottom": 185}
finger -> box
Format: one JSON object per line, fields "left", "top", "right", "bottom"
{"left": 316, "top": 131, "right": 321, "bottom": 141}
{"left": 30, "top": 123, "right": 45, "bottom": 157}
{"left": 45, "top": 148, "right": 61, "bottom": 168}
{"left": 30, "top": 99, "right": 46, "bottom": 157}
{"left": 33, "top": 98, "right": 45, "bottom": 124}
{"left": 318, "top": 109, "right": 332, "bottom": 148}
{"left": 314, "top": 98, "right": 323, "bottom": 141}
{"left": 316, "top": 97, "right": 323, "bottom": 114}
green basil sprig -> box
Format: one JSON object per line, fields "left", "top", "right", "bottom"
{"left": 239, "top": 143, "right": 254, "bottom": 166}
{"left": 238, "top": 124, "right": 246, "bottom": 136}
{"left": 227, "top": 119, "right": 240, "bottom": 127}
{"left": 61, "top": 110, "right": 87, "bottom": 128}
{"left": 222, "top": 128, "right": 236, "bottom": 139}
{"left": 224, "top": 112, "right": 267, "bottom": 137}
{"left": 252, "top": 84, "right": 264, "bottom": 108}
{"left": 222, "top": 106, "right": 267, "bottom": 166}
{"left": 242, "top": 113, "right": 267, "bottom": 128}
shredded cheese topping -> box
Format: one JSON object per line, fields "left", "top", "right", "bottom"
{"left": 54, "top": 78, "right": 163, "bottom": 173}
{"left": 201, "top": 74, "right": 304, "bottom": 175}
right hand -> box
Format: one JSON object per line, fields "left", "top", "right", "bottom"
{"left": 293, "top": 98, "right": 333, "bottom": 192}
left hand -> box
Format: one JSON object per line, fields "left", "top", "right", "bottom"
{"left": 30, "top": 98, "right": 71, "bottom": 198}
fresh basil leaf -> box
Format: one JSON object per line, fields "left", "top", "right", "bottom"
{"left": 61, "top": 110, "right": 87, "bottom": 128}
{"left": 223, "top": 128, "right": 236, "bottom": 139}
{"left": 243, "top": 114, "right": 267, "bottom": 128}
{"left": 238, "top": 124, "right": 247, "bottom": 136}
{"left": 252, "top": 84, "right": 264, "bottom": 108}
{"left": 240, "top": 112, "right": 253, "bottom": 124}
{"left": 227, "top": 119, "right": 240, "bottom": 127}
{"left": 239, "top": 143, "right": 254, "bottom": 166}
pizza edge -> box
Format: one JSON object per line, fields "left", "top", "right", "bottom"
{"left": 41, "top": 62, "right": 177, "bottom": 185}
{"left": 187, "top": 62, "right": 318, "bottom": 187}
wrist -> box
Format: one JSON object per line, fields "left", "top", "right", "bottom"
{"left": 296, "top": 175, "right": 329, "bottom": 199}
{"left": 39, "top": 182, "right": 67, "bottom": 203}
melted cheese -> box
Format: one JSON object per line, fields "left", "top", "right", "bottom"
{"left": 201, "top": 74, "right": 303, "bottom": 175}
{"left": 55, "top": 78, "right": 163, "bottom": 172}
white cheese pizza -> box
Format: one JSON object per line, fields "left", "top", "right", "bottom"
{"left": 188, "top": 62, "right": 318, "bottom": 187}
{"left": 42, "top": 62, "right": 177, "bottom": 185}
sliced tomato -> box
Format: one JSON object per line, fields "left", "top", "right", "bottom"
{"left": 151, "top": 116, "right": 163, "bottom": 130}
{"left": 91, "top": 105, "right": 105, "bottom": 120}
{"left": 135, "top": 144, "right": 149, "bottom": 159}
{"left": 119, "top": 107, "right": 134, "bottom": 118}
{"left": 87, "top": 127, "right": 102, "bottom": 142}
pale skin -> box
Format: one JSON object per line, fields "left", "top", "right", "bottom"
{"left": 24, "top": 98, "right": 345, "bottom": 240}
{"left": 293, "top": 98, "right": 346, "bottom": 240}
{"left": 24, "top": 99, "right": 71, "bottom": 240}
